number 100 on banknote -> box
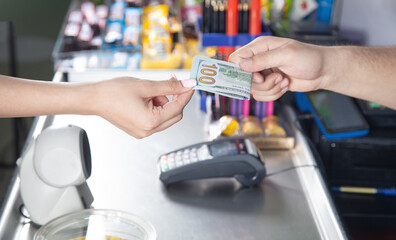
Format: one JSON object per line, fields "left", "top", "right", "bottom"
{"left": 190, "top": 56, "right": 252, "bottom": 100}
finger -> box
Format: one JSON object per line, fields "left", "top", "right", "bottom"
{"left": 143, "top": 91, "right": 192, "bottom": 135}
{"left": 238, "top": 47, "right": 288, "bottom": 72}
{"left": 252, "top": 72, "right": 283, "bottom": 91}
{"left": 229, "top": 36, "right": 290, "bottom": 64}
{"left": 252, "top": 78, "right": 289, "bottom": 97}
{"left": 170, "top": 76, "right": 180, "bottom": 101}
{"left": 131, "top": 114, "right": 183, "bottom": 138}
{"left": 169, "top": 75, "right": 182, "bottom": 101}
{"left": 288, "top": 77, "right": 318, "bottom": 92}
{"left": 252, "top": 78, "right": 289, "bottom": 101}
{"left": 155, "top": 90, "right": 194, "bottom": 123}
{"left": 252, "top": 91, "right": 285, "bottom": 102}
{"left": 251, "top": 72, "right": 265, "bottom": 84}
{"left": 142, "top": 79, "right": 196, "bottom": 97}
{"left": 148, "top": 114, "right": 183, "bottom": 135}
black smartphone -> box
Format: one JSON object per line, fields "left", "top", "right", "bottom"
{"left": 297, "top": 91, "right": 369, "bottom": 140}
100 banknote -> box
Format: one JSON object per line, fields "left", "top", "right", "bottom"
{"left": 190, "top": 56, "right": 252, "bottom": 100}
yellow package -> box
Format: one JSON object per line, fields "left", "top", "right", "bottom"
{"left": 140, "top": 42, "right": 183, "bottom": 69}
{"left": 241, "top": 116, "right": 264, "bottom": 136}
{"left": 142, "top": 31, "right": 173, "bottom": 54}
{"left": 219, "top": 115, "right": 240, "bottom": 137}
{"left": 262, "top": 116, "right": 286, "bottom": 137}
{"left": 142, "top": 4, "right": 169, "bottom": 30}
{"left": 141, "top": 3, "right": 183, "bottom": 69}
{"left": 142, "top": 4, "right": 171, "bottom": 50}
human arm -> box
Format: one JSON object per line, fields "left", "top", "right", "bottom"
{"left": 228, "top": 36, "right": 396, "bottom": 110}
{"left": 0, "top": 74, "right": 196, "bottom": 138}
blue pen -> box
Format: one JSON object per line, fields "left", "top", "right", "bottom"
{"left": 255, "top": 101, "right": 262, "bottom": 118}
{"left": 230, "top": 98, "right": 238, "bottom": 117}
{"left": 260, "top": 101, "right": 267, "bottom": 119}
{"left": 379, "top": 188, "right": 396, "bottom": 196}
{"left": 237, "top": 100, "right": 243, "bottom": 117}
{"left": 199, "top": 91, "right": 207, "bottom": 112}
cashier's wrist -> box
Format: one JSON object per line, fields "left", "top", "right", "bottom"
{"left": 318, "top": 46, "right": 347, "bottom": 92}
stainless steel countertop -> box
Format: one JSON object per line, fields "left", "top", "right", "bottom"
{"left": 0, "top": 70, "right": 347, "bottom": 240}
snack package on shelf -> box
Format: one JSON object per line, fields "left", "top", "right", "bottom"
{"left": 104, "top": 21, "right": 123, "bottom": 44}
{"left": 241, "top": 116, "right": 264, "bottom": 136}
{"left": 55, "top": 0, "right": 144, "bottom": 71}
{"left": 219, "top": 115, "right": 240, "bottom": 137}
{"left": 125, "top": 7, "right": 142, "bottom": 26}
{"left": 108, "top": 1, "right": 125, "bottom": 21}
{"left": 213, "top": 115, "right": 294, "bottom": 150}
{"left": 140, "top": 4, "right": 183, "bottom": 69}
{"left": 262, "top": 115, "right": 286, "bottom": 137}
{"left": 103, "top": 1, "right": 142, "bottom": 50}
{"left": 180, "top": 0, "right": 200, "bottom": 39}
{"left": 250, "top": 115, "right": 294, "bottom": 150}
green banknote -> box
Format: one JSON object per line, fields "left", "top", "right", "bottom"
{"left": 190, "top": 56, "right": 252, "bottom": 100}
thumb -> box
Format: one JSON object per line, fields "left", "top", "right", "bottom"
{"left": 238, "top": 47, "right": 286, "bottom": 72}
{"left": 146, "top": 79, "right": 196, "bottom": 96}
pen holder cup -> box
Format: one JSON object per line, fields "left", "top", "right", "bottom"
{"left": 201, "top": 32, "right": 272, "bottom": 47}
{"left": 197, "top": 18, "right": 272, "bottom": 47}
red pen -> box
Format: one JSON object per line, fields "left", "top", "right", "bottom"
{"left": 249, "top": 0, "right": 261, "bottom": 35}
{"left": 226, "top": 0, "right": 239, "bottom": 35}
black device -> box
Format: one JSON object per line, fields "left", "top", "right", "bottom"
{"left": 158, "top": 138, "right": 266, "bottom": 187}
{"left": 296, "top": 91, "right": 369, "bottom": 140}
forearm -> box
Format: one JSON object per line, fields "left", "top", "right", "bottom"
{"left": 0, "top": 75, "right": 98, "bottom": 117}
{"left": 322, "top": 45, "right": 396, "bottom": 109}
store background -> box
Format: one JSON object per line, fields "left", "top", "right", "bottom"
{"left": 0, "top": 0, "right": 395, "bottom": 236}
{"left": 339, "top": 0, "right": 396, "bottom": 46}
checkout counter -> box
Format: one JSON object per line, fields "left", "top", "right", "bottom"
{"left": 0, "top": 70, "right": 347, "bottom": 239}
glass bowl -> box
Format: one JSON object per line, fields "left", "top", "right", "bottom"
{"left": 34, "top": 209, "right": 156, "bottom": 240}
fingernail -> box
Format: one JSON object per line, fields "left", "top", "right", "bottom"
{"left": 280, "top": 80, "right": 288, "bottom": 89}
{"left": 239, "top": 58, "right": 252, "bottom": 66}
{"left": 274, "top": 75, "right": 282, "bottom": 84}
{"left": 281, "top": 87, "right": 288, "bottom": 94}
{"left": 253, "top": 77, "right": 263, "bottom": 83}
{"left": 181, "top": 79, "right": 197, "bottom": 88}
{"left": 170, "top": 73, "right": 177, "bottom": 80}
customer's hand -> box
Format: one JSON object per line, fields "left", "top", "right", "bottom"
{"left": 229, "top": 36, "right": 328, "bottom": 101}
{"left": 93, "top": 76, "right": 196, "bottom": 138}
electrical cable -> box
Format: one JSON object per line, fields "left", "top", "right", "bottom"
{"left": 266, "top": 164, "right": 318, "bottom": 177}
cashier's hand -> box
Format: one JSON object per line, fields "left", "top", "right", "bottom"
{"left": 94, "top": 77, "right": 196, "bottom": 138}
{"left": 228, "top": 36, "right": 327, "bottom": 101}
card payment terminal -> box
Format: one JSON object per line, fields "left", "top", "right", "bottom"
{"left": 158, "top": 138, "right": 266, "bottom": 187}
